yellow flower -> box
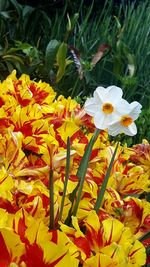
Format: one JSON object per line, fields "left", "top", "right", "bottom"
{"left": 0, "top": 227, "right": 25, "bottom": 265}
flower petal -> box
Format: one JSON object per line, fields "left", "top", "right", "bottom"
{"left": 108, "top": 121, "right": 121, "bottom": 136}
{"left": 94, "top": 112, "right": 108, "bottom": 130}
{"left": 84, "top": 98, "right": 99, "bottom": 116}
{"left": 123, "top": 122, "right": 137, "bottom": 136}
{"left": 106, "top": 86, "right": 123, "bottom": 103}
{"left": 129, "top": 101, "right": 142, "bottom": 120}
{"left": 115, "top": 99, "right": 130, "bottom": 115}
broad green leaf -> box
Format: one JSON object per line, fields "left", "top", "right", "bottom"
{"left": 45, "top": 39, "right": 60, "bottom": 71}
{"left": 56, "top": 42, "right": 67, "bottom": 83}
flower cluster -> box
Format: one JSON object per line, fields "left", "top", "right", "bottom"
{"left": 84, "top": 85, "right": 142, "bottom": 136}
{"left": 0, "top": 71, "right": 149, "bottom": 266}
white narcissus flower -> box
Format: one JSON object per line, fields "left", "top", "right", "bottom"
{"left": 84, "top": 85, "right": 142, "bottom": 136}
{"left": 108, "top": 101, "right": 142, "bottom": 136}
{"left": 84, "top": 85, "right": 127, "bottom": 130}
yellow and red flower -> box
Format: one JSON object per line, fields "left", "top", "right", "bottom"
{"left": 0, "top": 72, "right": 149, "bottom": 266}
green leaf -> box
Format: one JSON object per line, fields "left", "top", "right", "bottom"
{"left": 56, "top": 42, "right": 67, "bottom": 83}
{"left": 49, "top": 169, "right": 54, "bottom": 230}
{"left": 139, "top": 231, "right": 150, "bottom": 242}
{"left": 65, "top": 13, "right": 79, "bottom": 41}
{"left": 45, "top": 39, "right": 60, "bottom": 71}
{"left": 94, "top": 142, "right": 119, "bottom": 213}
{"left": 22, "top": 5, "right": 34, "bottom": 19}
{"left": 0, "top": 0, "right": 9, "bottom": 11}
{"left": 114, "top": 16, "right": 122, "bottom": 30}
{"left": 0, "top": 11, "right": 11, "bottom": 19}
{"left": 7, "top": 42, "right": 33, "bottom": 54}
{"left": 9, "top": 0, "right": 22, "bottom": 15}
{"left": 125, "top": 52, "right": 136, "bottom": 77}
{"left": 3, "top": 54, "right": 24, "bottom": 65}
{"left": 146, "top": 192, "right": 150, "bottom": 202}
{"left": 72, "top": 129, "right": 101, "bottom": 217}
{"left": 59, "top": 137, "right": 70, "bottom": 222}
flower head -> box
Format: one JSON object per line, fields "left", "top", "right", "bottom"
{"left": 84, "top": 85, "right": 142, "bottom": 136}
{"left": 84, "top": 86, "right": 124, "bottom": 130}
{"left": 108, "top": 101, "right": 142, "bottom": 136}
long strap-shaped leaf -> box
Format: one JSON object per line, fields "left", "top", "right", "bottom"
{"left": 94, "top": 142, "right": 119, "bottom": 213}
{"left": 139, "top": 230, "right": 150, "bottom": 242}
{"left": 49, "top": 169, "right": 54, "bottom": 229}
{"left": 59, "top": 137, "right": 70, "bottom": 222}
{"left": 72, "top": 129, "right": 101, "bottom": 216}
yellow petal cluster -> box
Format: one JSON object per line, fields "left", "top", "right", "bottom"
{"left": 0, "top": 71, "right": 148, "bottom": 266}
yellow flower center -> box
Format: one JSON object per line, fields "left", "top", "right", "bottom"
{"left": 102, "top": 103, "right": 114, "bottom": 114}
{"left": 120, "top": 115, "right": 133, "bottom": 127}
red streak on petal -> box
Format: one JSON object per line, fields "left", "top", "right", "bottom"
{"left": 0, "top": 232, "right": 11, "bottom": 267}
{"left": 0, "top": 97, "right": 4, "bottom": 107}
{"left": 74, "top": 237, "right": 91, "bottom": 258}
{"left": 50, "top": 230, "right": 58, "bottom": 243}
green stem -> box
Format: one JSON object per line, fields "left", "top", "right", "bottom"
{"left": 49, "top": 169, "right": 55, "bottom": 229}
{"left": 94, "top": 141, "right": 119, "bottom": 213}
{"left": 59, "top": 137, "right": 70, "bottom": 222}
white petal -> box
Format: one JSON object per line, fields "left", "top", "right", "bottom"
{"left": 123, "top": 122, "right": 137, "bottom": 136}
{"left": 115, "top": 99, "right": 130, "bottom": 115}
{"left": 109, "top": 121, "right": 137, "bottom": 136}
{"left": 106, "top": 86, "right": 123, "bottom": 103}
{"left": 84, "top": 98, "right": 99, "bottom": 116}
{"left": 129, "top": 101, "right": 142, "bottom": 120}
{"left": 94, "top": 112, "right": 108, "bottom": 130}
{"left": 94, "top": 87, "right": 107, "bottom": 103}
{"left": 108, "top": 121, "right": 122, "bottom": 136}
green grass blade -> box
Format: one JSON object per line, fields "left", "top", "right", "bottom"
{"left": 58, "top": 137, "right": 70, "bottom": 222}
{"left": 94, "top": 141, "right": 119, "bottom": 213}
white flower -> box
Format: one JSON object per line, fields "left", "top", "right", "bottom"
{"left": 84, "top": 85, "right": 127, "bottom": 130}
{"left": 108, "top": 101, "right": 142, "bottom": 136}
